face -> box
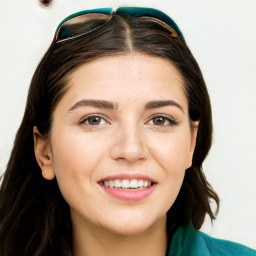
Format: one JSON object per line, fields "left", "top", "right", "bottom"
{"left": 34, "top": 54, "right": 198, "bottom": 236}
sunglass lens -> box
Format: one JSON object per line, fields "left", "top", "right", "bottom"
{"left": 56, "top": 13, "right": 111, "bottom": 42}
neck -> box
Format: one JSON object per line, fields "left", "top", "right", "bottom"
{"left": 72, "top": 215, "right": 168, "bottom": 256}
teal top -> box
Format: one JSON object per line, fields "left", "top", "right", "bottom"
{"left": 168, "top": 225, "right": 256, "bottom": 256}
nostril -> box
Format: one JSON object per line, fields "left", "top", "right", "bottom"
{"left": 39, "top": 0, "right": 53, "bottom": 7}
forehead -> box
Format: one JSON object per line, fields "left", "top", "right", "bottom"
{"left": 61, "top": 53, "right": 188, "bottom": 111}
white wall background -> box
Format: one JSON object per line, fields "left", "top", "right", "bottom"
{"left": 0, "top": 0, "right": 255, "bottom": 248}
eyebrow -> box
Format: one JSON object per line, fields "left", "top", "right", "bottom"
{"left": 68, "top": 99, "right": 183, "bottom": 112}
{"left": 144, "top": 100, "right": 184, "bottom": 112}
{"left": 68, "top": 99, "right": 117, "bottom": 111}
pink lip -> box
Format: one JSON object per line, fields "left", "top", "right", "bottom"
{"left": 98, "top": 173, "right": 157, "bottom": 202}
{"left": 99, "top": 183, "right": 156, "bottom": 201}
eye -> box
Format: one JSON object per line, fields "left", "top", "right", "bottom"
{"left": 80, "top": 115, "right": 108, "bottom": 126}
{"left": 148, "top": 115, "right": 177, "bottom": 126}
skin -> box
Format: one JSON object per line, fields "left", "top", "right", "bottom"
{"left": 34, "top": 53, "right": 198, "bottom": 256}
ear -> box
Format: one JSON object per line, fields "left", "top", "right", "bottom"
{"left": 33, "top": 126, "right": 55, "bottom": 180}
{"left": 186, "top": 121, "right": 199, "bottom": 169}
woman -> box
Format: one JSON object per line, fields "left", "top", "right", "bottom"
{"left": 0, "top": 7, "right": 255, "bottom": 256}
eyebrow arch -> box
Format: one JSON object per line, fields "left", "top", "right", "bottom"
{"left": 68, "top": 99, "right": 117, "bottom": 112}
{"left": 68, "top": 99, "right": 184, "bottom": 113}
{"left": 144, "top": 100, "right": 184, "bottom": 112}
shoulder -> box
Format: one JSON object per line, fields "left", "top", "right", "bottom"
{"left": 168, "top": 225, "right": 256, "bottom": 256}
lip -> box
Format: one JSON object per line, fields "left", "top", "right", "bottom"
{"left": 98, "top": 173, "right": 157, "bottom": 202}
{"left": 99, "top": 183, "right": 156, "bottom": 201}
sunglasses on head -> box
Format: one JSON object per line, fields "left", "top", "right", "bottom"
{"left": 55, "top": 7, "right": 184, "bottom": 43}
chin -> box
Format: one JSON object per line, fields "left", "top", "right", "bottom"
{"left": 102, "top": 214, "right": 165, "bottom": 236}
{"left": 108, "top": 223, "right": 152, "bottom": 236}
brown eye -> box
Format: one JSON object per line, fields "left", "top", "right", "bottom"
{"left": 152, "top": 117, "right": 166, "bottom": 125}
{"left": 80, "top": 116, "right": 107, "bottom": 126}
{"left": 148, "top": 116, "right": 177, "bottom": 126}
{"left": 87, "top": 116, "right": 102, "bottom": 125}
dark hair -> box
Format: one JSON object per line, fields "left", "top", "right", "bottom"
{"left": 0, "top": 12, "right": 219, "bottom": 255}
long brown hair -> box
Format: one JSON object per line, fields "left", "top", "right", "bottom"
{"left": 0, "top": 12, "right": 219, "bottom": 255}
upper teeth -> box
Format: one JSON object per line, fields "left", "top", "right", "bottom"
{"left": 102, "top": 179, "right": 152, "bottom": 189}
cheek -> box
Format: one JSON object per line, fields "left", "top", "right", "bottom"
{"left": 51, "top": 128, "right": 105, "bottom": 171}
{"left": 49, "top": 129, "right": 106, "bottom": 202}
{"left": 149, "top": 130, "right": 192, "bottom": 173}
{"left": 147, "top": 130, "right": 191, "bottom": 211}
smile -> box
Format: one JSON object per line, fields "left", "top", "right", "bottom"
{"left": 99, "top": 179, "right": 153, "bottom": 189}
{"left": 98, "top": 174, "right": 157, "bottom": 201}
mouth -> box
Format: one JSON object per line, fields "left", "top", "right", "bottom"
{"left": 99, "top": 179, "right": 154, "bottom": 190}
{"left": 98, "top": 175, "right": 157, "bottom": 201}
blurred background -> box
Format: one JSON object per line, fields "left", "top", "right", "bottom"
{"left": 0, "top": 0, "right": 255, "bottom": 248}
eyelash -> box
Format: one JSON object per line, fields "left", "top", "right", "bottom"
{"left": 79, "top": 114, "right": 177, "bottom": 127}
{"left": 79, "top": 114, "right": 109, "bottom": 126}
{"left": 147, "top": 115, "right": 177, "bottom": 127}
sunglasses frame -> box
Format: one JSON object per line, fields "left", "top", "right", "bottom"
{"left": 55, "top": 7, "right": 184, "bottom": 43}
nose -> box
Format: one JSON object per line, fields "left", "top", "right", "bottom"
{"left": 109, "top": 124, "right": 149, "bottom": 164}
